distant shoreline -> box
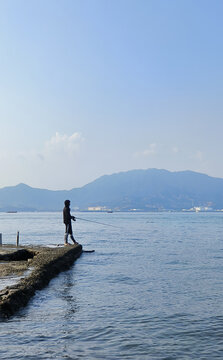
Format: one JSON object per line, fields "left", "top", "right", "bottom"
{"left": 2, "top": 209, "right": 223, "bottom": 213}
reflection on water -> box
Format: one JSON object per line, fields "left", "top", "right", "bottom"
{"left": 0, "top": 212, "right": 223, "bottom": 359}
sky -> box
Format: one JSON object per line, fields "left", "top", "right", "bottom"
{"left": 0, "top": 0, "right": 223, "bottom": 190}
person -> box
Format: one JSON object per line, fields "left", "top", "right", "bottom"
{"left": 63, "top": 200, "right": 77, "bottom": 245}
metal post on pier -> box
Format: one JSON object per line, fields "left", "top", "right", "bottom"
{"left": 16, "top": 231, "right": 19, "bottom": 247}
{"left": 0, "top": 233, "right": 2, "bottom": 246}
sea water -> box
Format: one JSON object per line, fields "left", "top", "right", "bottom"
{"left": 0, "top": 212, "right": 223, "bottom": 359}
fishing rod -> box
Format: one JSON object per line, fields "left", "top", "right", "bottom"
{"left": 74, "top": 216, "right": 121, "bottom": 229}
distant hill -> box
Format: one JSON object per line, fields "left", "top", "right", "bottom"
{"left": 1, "top": 169, "right": 223, "bottom": 211}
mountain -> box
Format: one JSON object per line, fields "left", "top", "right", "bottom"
{"left": 1, "top": 169, "right": 223, "bottom": 211}
{"left": 0, "top": 183, "right": 71, "bottom": 211}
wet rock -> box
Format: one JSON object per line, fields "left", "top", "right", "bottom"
{"left": 0, "top": 244, "right": 82, "bottom": 318}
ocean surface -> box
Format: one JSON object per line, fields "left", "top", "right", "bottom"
{"left": 0, "top": 211, "right": 223, "bottom": 359}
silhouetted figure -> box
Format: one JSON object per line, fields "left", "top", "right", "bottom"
{"left": 63, "top": 200, "right": 77, "bottom": 245}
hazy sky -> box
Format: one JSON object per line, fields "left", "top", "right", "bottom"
{"left": 0, "top": 0, "right": 223, "bottom": 190}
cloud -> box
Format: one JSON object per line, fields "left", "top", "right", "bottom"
{"left": 37, "top": 153, "right": 44, "bottom": 161}
{"left": 134, "top": 143, "right": 157, "bottom": 158}
{"left": 0, "top": 131, "right": 85, "bottom": 189}
{"left": 172, "top": 146, "right": 179, "bottom": 153}
{"left": 14, "top": 132, "right": 84, "bottom": 164}
{"left": 44, "top": 132, "right": 84, "bottom": 158}
{"left": 194, "top": 150, "right": 203, "bottom": 161}
{"left": 33, "top": 131, "right": 85, "bottom": 188}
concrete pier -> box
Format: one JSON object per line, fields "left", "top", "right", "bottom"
{"left": 0, "top": 244, "right": 82, "bottom": 318}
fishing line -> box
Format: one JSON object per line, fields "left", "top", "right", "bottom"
{"left": 74, "top": 217, "right": 122, "bottom": 229}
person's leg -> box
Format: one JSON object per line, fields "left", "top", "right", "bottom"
{"left": 64, "top": 224, "right": 69, "bottom": 245}
{"left": 68, "top": 223, "right": 77, "bottom": 244}
{"left": 70, "top": 234, "right": 77, "bottom": 244}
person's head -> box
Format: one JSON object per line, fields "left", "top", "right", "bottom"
{"left": 64, "top": 199, "right": 70, "bottom": 207}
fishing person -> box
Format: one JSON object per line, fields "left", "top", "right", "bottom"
{"left": 63, "top": 200, "right": 77, "bottom": 246}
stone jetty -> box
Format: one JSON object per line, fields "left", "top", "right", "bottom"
{"left": 0, "top": 244, "right": 82, "bottom": 318}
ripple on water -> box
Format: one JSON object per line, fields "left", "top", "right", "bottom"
{"left": 0, "top": 212, "right": 223, "bottom": 359}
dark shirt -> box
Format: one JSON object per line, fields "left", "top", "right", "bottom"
{"left": 63, "top": 206, "right": 72, "bottom": 225}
